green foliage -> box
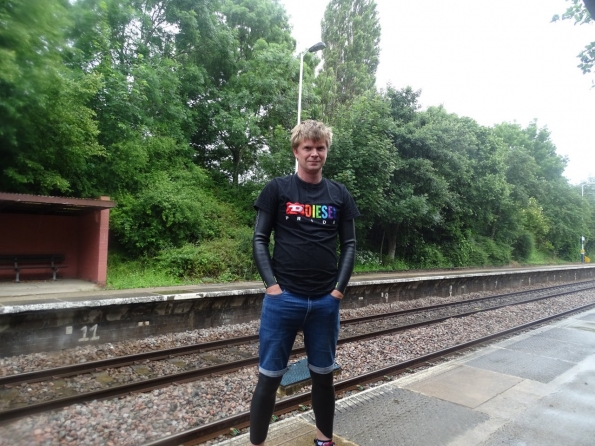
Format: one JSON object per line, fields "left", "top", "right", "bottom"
{"left": 520, "top": 197, "right": 552, "bottom": 250}
{"left": 190, "top": 0, "right": 297, "bottom": 186}
{"left": 527, "top": 248, "right": 565, "bottom": 265}
{"left": 321, "top": 0, "right": 381, "bottom": 120}
{"left": 156, "top": 227, "right": 256, "bottom": 281}
{"left": 476, "top": 237, "right": 512, "bottom": 266}
{"left": 325, "top": 92, "right": 396, "bottom": 228}
{"left": 1, "top": 0, "right": 589, "bottom": 289}
{"left": 354, "top": 250, "right": 382, "bottom": 270}
{"left": 410, "top": 243, "right": 452, "bottom": 269}
{"left": 110, "top": 166, "right": 236, "bottom": 256}
{"left": 552, "top": 0, "right": 595, "bottom": 77}
{"left": 440, "top": 233, "right": 476, "bottom": 267}
{"left": 255, "top": 125, "right": 295, "bottom": 182}
{"left": 0, "top": 0, "right": 104, "bottom": 195}
{"left": 106, "top": 252, "right": 193, "bottom": 289}
{"left": 465, "top": 244, "right": 490, "bottom": 267}
{"left": 513, "top": 232, "right": 535, "bottom": 262}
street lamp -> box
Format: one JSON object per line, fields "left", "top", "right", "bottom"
{"left": 581, "top": 182, "right": 595, "bottom": 198}
{"left": 296, "top": 41, "right": 326, "bottom": 172}
{"left": 580, "top": 182, "right": 595, "bottom": 263}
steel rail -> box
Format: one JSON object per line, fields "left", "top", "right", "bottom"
{"left": 0, "top": 335, "right": 260, "bottom": 387}
{"left": 342, "top": 280, "right": 595, "bottom": 324}
{"left": 143, "top": 301, "right": 595, "bottom": 446}
{"left": 0, "top": 285, "right": 592, "bottom": 424}
{"left": 3, "top": 281, "right": 592, "bottom": 387}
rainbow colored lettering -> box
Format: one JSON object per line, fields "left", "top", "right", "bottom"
{"left": 286, "top": 202, "right": 337, "bottom": 220}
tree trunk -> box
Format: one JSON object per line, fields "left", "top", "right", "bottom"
{"left": 232, "top": 148, "right": 241, "bottom": 187}
{"left": 386, "top": 223, "right": 400, "bottom": 260}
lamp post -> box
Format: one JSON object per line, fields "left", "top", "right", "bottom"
{"left": 581, "top": 182, "right": 595, "bottom": 198}
{"left": 580, "top": 182, "right": 595, "bottom": 263}
{"left": 296, "top": 41, "right": 326, "bottom": 172}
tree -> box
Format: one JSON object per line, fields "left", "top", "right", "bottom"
{"left": 67, "top": 0, "right": 197, "bottom": 197}
{"left": 494, "top": 121, "right": 586, "bottom": 259}
{"left": 0, "top": 0, "right": 104, "bottom": 196}
{"left": 324, "top": 92, "right": 396, "bottom": 231}
{"left": 381, "top": 96, "right": 516, "bottom": 266}
{"left": 376, "top": 86, "right": 450, "bottom": 261}
{"left": 189, "top": 0, "right": 298, "bottom": 186}
{"left": 552, "top": 0, "right": 595, "bottom": 82}
{"left": 320, "top": 0, "right": 381, "bottom": 121}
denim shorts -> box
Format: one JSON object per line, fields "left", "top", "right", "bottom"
{"left": 258, "top": 289, "right": 341, "bottom": 377}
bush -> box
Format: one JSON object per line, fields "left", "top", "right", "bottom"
{"left": 110, "top": 167, "right": 236, "bottom": 256}
{"left": 443, "top": 235, "right": 510, "bottom": 267}
{"left": 410, "top": 243, "right": 452, "bottom": 269}
{"left": 465, "top": 244, "right": 489, "bottom": 266}
{"left": 477, "top": 237, "right": 511, "bottom": 265}
{"left": 355, "top": 250, "right": 382, "bottom": 269}
{"left": 513, "top": 232, "right": 535, "bottom": 262}
{"left": 156, "top": 227, "right": 256, "bottom": 281}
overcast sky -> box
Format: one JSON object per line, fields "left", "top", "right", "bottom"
{"left": 280, "top": 0, "right": 595, "bottom": 185}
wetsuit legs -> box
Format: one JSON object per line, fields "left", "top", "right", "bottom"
{"left": 310, "top": 370, "right": 335, "bottom": 439}
{"left": 249, "top": 373, "right": 283, "bottom": 445}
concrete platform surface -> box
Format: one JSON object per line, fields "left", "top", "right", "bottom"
{"left": 218, "top": 308, "right": 595, "bottom": 446}
{"left": 1, "top": 263, "right": 592, "bottom": 309}
{"left": 0, "top": 279, "right": 101, "bottom": 297}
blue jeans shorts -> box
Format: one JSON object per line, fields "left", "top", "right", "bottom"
{"left": 258, "top": 289, "right": 341, "bottom": 377}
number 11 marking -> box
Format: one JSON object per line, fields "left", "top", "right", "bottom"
{"left": 78, "top": 324, "right": 100, "bottom": 342}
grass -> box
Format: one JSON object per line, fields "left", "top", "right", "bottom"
{"left": 525, "top": 249, "right": 572, "bottom": 266}
{"left": 105, "top": 250, "right": 577, "bottom": 290}
{"left": 105, "top": 255, "right": 199, "bottom": 290}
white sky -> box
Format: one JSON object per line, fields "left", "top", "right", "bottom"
{"left": 280, "top": 0, "right": 595, "bottom": 185}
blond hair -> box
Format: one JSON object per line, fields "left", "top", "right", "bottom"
{"left": 290, "top": 120, "right": 333, "bottom": 150}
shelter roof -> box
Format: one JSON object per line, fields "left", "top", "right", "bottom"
{"left": 0, "top": 192, "right": 116, "bottom": 216}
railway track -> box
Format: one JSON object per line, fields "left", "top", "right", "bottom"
{"left": 2, "top": 280, "right": 593, "bottom": 388}
{"left": 1, "top": 281, "right": 594, "bottom": 426}
{"left": 144, "top": 300, "right": 595, "bottom": 446}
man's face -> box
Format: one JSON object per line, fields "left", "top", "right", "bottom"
{"left": 293, "top": 139, "right": 328, "bottom": 175}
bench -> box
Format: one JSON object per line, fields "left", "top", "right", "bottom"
{"left": 0, "top": 254, "right": 66, "bottom": 283}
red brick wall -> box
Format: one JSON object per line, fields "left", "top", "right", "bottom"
{"left": 77, "top": 209, "right": 110, "bottom": 285}
{"left": 0, "top": 213, "right": 79, "bottom": 281}
{"left": 0, "top": 209, "right": 110, "bottom": 284}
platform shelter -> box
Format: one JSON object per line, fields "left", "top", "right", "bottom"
{"left": 0, "top": 192, "right": 115, "bottom": 285}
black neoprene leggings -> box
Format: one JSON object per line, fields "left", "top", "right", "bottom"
{"left": 249, "top": 371, "right": 335, "bottom": 444}
{"left": 310, "top": 369, "right": 335, "bottom": 439}
{"left": 249, "top": 373, "right": 282, "bottom": 444}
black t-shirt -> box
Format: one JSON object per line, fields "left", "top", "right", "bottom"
{"left": 254, "top": 174, "right": 360, "bottom": 296}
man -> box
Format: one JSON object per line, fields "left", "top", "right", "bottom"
{"left": 249, "top": 120, "right": 360, "bottom": 446}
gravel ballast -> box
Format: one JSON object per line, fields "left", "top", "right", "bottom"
{"left": 0, "top": 285, "right": 594, "bottom": 446}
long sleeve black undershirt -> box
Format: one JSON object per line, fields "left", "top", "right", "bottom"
{"left": 252, "top": 210, "right": 356, "bottom": 294}
{"left": 252, "top": 210, "right": 277, "bottom": 288}
{"left": 335, "top": 217, "right": 356, "bottom": 293}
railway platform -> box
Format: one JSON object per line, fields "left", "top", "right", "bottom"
{"left": 1, "top": 264, "right": 594, "bottom": 305}
{"left": 219, "top": 307, "right": 595, "bottom": 446}
{"left": 1, "top": 264, "right": 595, "bottom": 357}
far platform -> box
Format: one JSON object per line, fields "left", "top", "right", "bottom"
{"left": 1, "top": 263, "right": 594, "bottom": 311}
{"left": 1, "top": 264, "right": 594, "bottom": 357}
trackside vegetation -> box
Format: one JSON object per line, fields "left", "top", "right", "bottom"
{"left": 1, "top": 0, "right": 594, "bottom": 289}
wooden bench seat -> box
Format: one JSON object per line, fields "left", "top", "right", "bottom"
{"left": 0, "top": 254, "right": 67, "bottom": 282}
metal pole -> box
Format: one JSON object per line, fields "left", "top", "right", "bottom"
{"left": 295, "top": 42, "right": 325, "bottom": 173}
{"left": 580, "top": 183, "right": 595, "bottom": 263}
{"left": 296, "top": 52, "right": 305, "bottom": 173}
